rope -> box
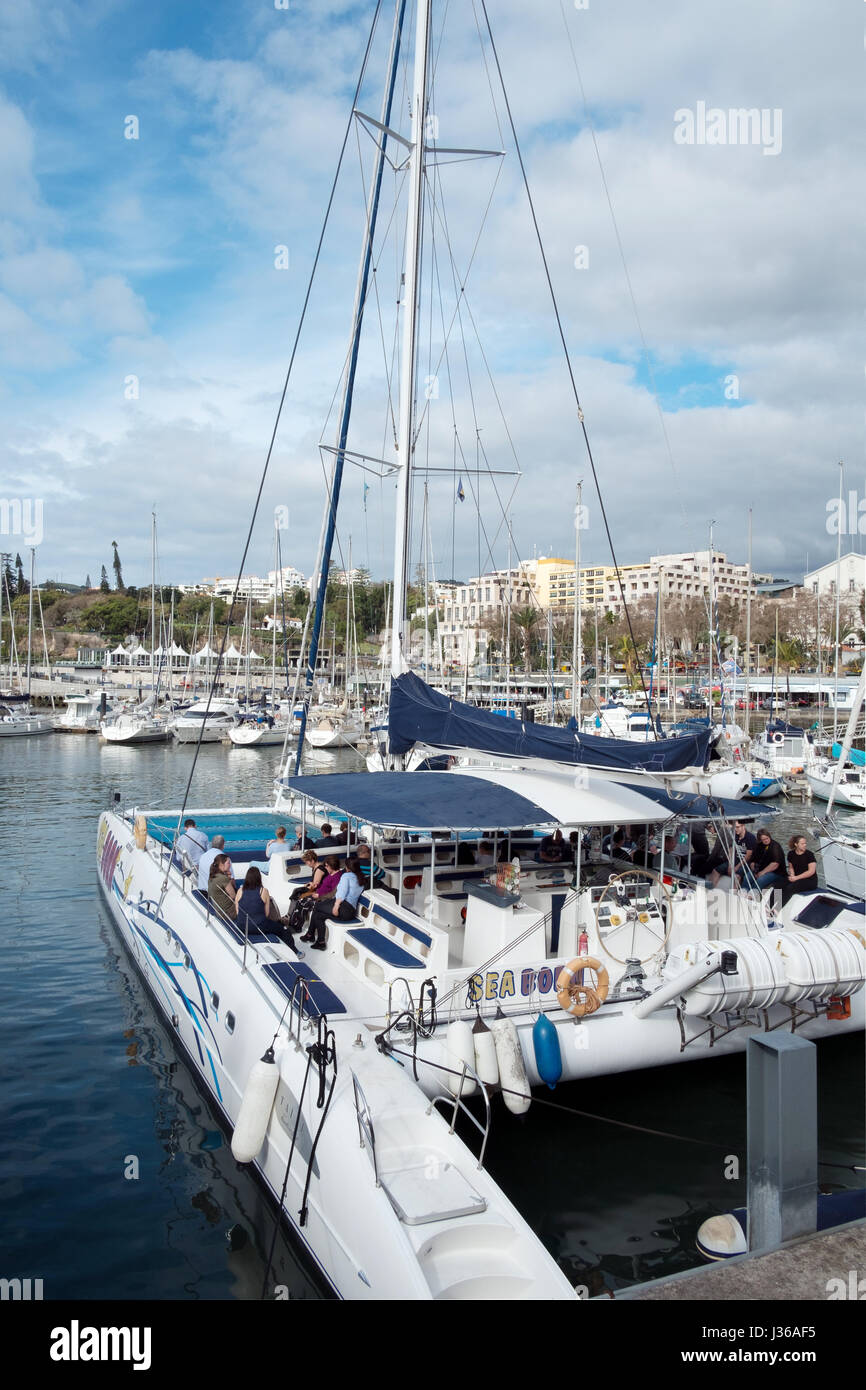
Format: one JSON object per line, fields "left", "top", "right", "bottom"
{"left": 383, "top": 1042, "right": 719, "bottom": 1149}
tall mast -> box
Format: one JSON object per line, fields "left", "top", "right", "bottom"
{"left": 707, "top": 521, "right": 714, "bottom": 722}
{"left": 271, "top": 524, "right": 278, "bottom": 708}
{"left": 26, "top": 547, "right": 35, "bottom": 701}
{"left": 390, "top": 0, "right": 431, "bottom": 680}
{"left": 294, "top": 0, "right": 408, "bottom": 772}
{"left": 572, "top": 481, "right": 582, "bottom": 723}
{"left": 505, "top": 517, "right": 512, "bottom": 716}
{"left": 150, "top": 511, "right": 156, "bottom": 694}
{"left": 744, "top": 508, "right": 752, "bottom": 737}
{"left": 832, "top": 460, "right": 843, "bottom": 740}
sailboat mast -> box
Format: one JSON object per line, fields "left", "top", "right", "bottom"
{"left": 572, "top": 481, "right": 582, "bottom": 723}
{"left": 271, "top": 525, "right": 278, "bottom": 708}
{"left": 832, "top": 460, "right": 843, "bottom": 740}
{"left": 390, "top": 0, "right": 431, "bottom": 680}
{"left": 744, "top": 507, "right": 752, "bottom": 739}
{"left": 150, "top": 511, "right": 156, "bottom": 693}
{"left": 294, "top": 0, "right": 407, "bottom": 773}
{"left": 26, "top": 546, "right": 35, "bottom": 701}
{"left": 707, "top": 520, "right": 714, "bottom": 722}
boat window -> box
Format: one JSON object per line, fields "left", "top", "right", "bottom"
{"left": 211, "top": 991, "right": 220, "bottom": 1009}
{"left": 225, "top": 1012, "right": 236, "bottom": 1034}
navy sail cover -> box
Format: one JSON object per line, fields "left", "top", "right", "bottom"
{"left": 388, "top": 673, "right": 717, "bottom": 773}
{"left": 281, "top": 771, "right": 555, "bottom": 830}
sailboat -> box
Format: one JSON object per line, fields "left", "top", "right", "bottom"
{"left": 96, "top": 2, "right": 864, "bottom": 1302}
{"left": 0, "top": 549, "right": 55, "bottom": 737}
{"left": 101, "top": 514, "right": 171, "bottom": 744}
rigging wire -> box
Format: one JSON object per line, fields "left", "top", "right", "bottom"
{"left": 479, "top": 0, "right": 655, "bottom": 725}
{"left": 556, "top": 0, "right": 691, "bottom": 541}
{"left": 157, "top": 1, "right": 386, "bottom": 881}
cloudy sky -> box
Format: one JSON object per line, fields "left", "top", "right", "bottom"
{"left": 0, "top": 0, "right": 863, "bottom": 593}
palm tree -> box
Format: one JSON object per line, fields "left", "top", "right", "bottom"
{"left": 513, "top": 606, "right": 540, "bottom": 674}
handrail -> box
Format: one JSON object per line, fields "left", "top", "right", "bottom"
{"left": 429, "top": 1057, "right": 492, "bottom": 1171}
{"left": 351, "top": 1071, "right": 379, "bottom": 1187}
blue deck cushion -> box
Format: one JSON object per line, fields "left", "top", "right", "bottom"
{"left": 360, "top": 895, "right": 432, "bottom": 949}
{"left": 192, "top": 887, "right": 282, "bottom": 944}
{"left": 347, "top": 928, "right": 426, "bottom": 969}
{"left": 263, "top": 961, "right": 346, "bottom": 1017}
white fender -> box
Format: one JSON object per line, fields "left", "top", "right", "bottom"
{"left": 490, "top": 1016, "right": 531, "bottom": 1115}
{"left": 472, "top": 1015, "right": 500, "bottom": 1088}
{"left": 231, "top": 1048, "right": 280, "bottom": 1162}
{"left": 445, "top": 1020, "right": 477, "bottom": 1097}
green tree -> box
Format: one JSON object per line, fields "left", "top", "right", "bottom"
{"left": 15, "top": 553, "right": 26, "bottom": 596}
{"left": 100, "top": 566, "right": 110, "bottom": 593}
{"left": 79, "top": 595, "right": 140, "bottom": 637}
{"left": 111, "top": 541, "right": 124, "bottom": 591}
{"left": 85, "top": 573, "right": 92, "bottom": 590}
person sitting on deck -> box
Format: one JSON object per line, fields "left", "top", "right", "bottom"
{"left": 236, "top": 866, "right": 286, "bottom": 933}
{"left": 306, "top": 857, "right": 366, "bottom": 949}
{"left": 314, "top": 823, "right": 340, "bottom": 847}
{"left": 177, "top": 819, "right": 209, "bottom": 868}
{"left": 746, "top": 828, "right": 787, "bottom": 893}
{"left": 355, "top": 842, "right": 397, "bottom": 899}
{"left": 722, "top": 817, "right": 756, "bottom": 884}
{"left": 538, "top": 828, "right": 569, "bottom": 863}
{"left": 198, "top": 835, "right": 229, "bottom": 890}
{"left": 782, "top": 834, "right": 818, "bottom": 905}
{"left": 609, "top": 829, "right": 632, "bottom": 863}
{"left": 299, "top": 857, "right": 343, "bottom": 938}
{"left": 208, "top": 854, "right": 237, "bottom": 919}
{"left": 475, "top": 839, "right": 496, "bottom": 867}
{"left": 456, "top": 840, "right": 476, "bottom": 865}
{"left": 331, "top": 822, "right": 350, "bottom": 845}
{"left": 266, "top": 826, "right": 291, "bottom": 857}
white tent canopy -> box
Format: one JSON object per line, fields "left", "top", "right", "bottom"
{"left": 224, "top": 644, "right": 243, "bottom": 660}
{"left": 169, "top": 642, "right": 187, "bottom": 656}
{"left": 195, "top": 644, "right": 218, "bottom": 662}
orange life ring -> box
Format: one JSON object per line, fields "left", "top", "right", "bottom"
{"left": 556, "top": 956, "right": 609, "bottom": 1018}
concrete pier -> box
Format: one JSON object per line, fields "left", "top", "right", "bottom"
{"left": 612, "top": 1220, "right": 866, "bottom": 1301}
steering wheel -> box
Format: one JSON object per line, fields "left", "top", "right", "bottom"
{"left": 594, "top": 869, "right": 672, "bottom": 965}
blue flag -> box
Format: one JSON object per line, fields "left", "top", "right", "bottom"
{"left": 456, "top": 477, "right": 465, "bottom": 502}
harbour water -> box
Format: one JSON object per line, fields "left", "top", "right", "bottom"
{"left": 1, "top": 735, "right": 862, "bottom": 1300}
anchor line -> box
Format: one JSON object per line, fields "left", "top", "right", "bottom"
{"left": 381, "top": 1043, "right": 721, "bottom": 1149}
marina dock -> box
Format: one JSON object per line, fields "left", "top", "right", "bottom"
{"left": 614, "top": 1219, "right": 866, "bottom": 1301}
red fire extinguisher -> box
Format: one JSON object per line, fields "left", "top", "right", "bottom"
{"left": 578, "top": 928, "right": 588, "bottom": 984}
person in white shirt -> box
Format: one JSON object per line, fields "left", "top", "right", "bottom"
{"left": 198, "top": 835, "right": 230, "bottom": 891}
{"left": 177, "top": 819, "right": 209, "bottom": 868}
{"left": 266, "top": 826, "right": 290, "bottom": 858}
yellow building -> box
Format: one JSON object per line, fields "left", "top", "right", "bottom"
{"left": 535, "top": 557, "right": 617, "bottom": 611}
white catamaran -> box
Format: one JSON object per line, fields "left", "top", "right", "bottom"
{"left": 96, "top": 1, "right": 864, "bottom": 1301}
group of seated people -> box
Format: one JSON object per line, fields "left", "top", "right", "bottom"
{"left": 594, "top": 818, "right": 818, "bottom": 905}
{"left": 265, "top": 822, "right": 351, "bottom": 855}
{"left": 175, "top": 817, "right": 386, "bottom": 950}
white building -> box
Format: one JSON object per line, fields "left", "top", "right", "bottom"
{"left": 803, "top": 552, "right": 865, "bottom": 598}
{"left": 267, "top": 565, "right": 307, "bottom": 593}
{"left": 601, "top": 551, "right": 773, "bottom": 613}
{"left": 440, "top": 562, "right": 538, "bottom": 666}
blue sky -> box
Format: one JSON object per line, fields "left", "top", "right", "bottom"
{"left": 1, "top": 0, "right": 863, "bottom": 592}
